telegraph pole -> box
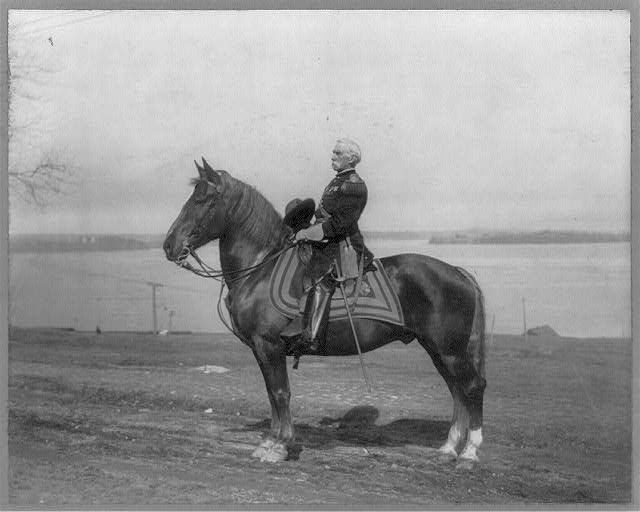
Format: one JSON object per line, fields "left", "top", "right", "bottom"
{"left": 148, "top": 282, "right": 163, "bottom": 334}
{"left": 168, "top": 310, "right": 175, "bottom": 333}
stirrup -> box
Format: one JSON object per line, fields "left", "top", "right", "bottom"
{"left": 288, "top": 331, "right": 318, "bottom": 371}
{"left": 291, "top": 329, "right": 320, "bottom": 369}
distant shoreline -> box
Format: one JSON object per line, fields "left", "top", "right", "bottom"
{"left": 8, "top": 230, "right": 630, "bottom": 253}
{"left": 8, "top": 326, "right": 632, "bottom": 342}
{"left": 426, "top": 230, "right": 630, "bottom": 245}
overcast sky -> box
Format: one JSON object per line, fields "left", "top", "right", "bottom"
{"left": 8, "top": 9, "right": 630, "bottom": 234}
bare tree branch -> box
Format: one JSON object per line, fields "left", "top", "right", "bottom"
{"left": 8, "top": 17, "right": 75, "bottom": 206}
{"left": 9, "top": 153, "right": 77, "bottom": 207}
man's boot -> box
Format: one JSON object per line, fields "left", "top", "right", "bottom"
{"left": 280, "top": 281, "right": 333, "bottom": 353}
{"left": 300, "top": 281, "right": 333, "bottom": 352}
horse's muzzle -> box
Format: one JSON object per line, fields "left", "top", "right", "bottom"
{"left": 163, "top": 235, "right": 190, "bottom": 264}
{"left": 163, "top": 238, "right": 172, "bottom": 260}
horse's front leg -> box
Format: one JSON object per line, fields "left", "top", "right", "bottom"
{"left": 250, "top": 347, "right": 280, "bottom": 459}
{"left": 250, "top": 335, "right": 293, "bottom": 462}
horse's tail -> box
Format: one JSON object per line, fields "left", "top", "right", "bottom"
{"left": 455, "top": 267, "right": 486, "bottom": 379}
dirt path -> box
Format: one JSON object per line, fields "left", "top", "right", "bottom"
{"left": 8, "top": 328, "right": 633, "bottom": 506}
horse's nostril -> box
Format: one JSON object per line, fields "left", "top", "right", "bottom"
{"left": 163, "top": 239, "right": 172, "bottom": 256}
{"left": 178, "top": 246, "right": 190, "bottom": 262}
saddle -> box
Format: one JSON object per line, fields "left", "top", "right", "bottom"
{"left": 269, "top": 246, "right": 405, "bottom": 326}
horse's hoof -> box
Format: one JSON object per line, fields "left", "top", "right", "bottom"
{"left": 458, "top": 428, "right": 482, "bottom": 464}
{"left": 457, "top": 448, "right": 479, "bottom": 470}
{"left": 251, "top": 438, "right": 274, "bottom": 459}
{"left": 437, "top": 443, "right": 458, "bottom": 461}
{"left": 260, "top": 443, "right": 288, "bottom": 463}
{"left": 458, "top": 447, "right": 479, "bottom": 463}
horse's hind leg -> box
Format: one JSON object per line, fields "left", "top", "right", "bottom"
{"left": 443, "top": 337, "right": 486, "bottom": 463}
{"left": 419, "top": 336, "right": 486, "bottom": 462}
{"left": 440, "top": 386, "right": 469, "bottom": 459}
{"left": 449, "top": 360, "right": 485, "bottom": 463}
{"left": 418, "top": 341, "right": 468, "bottom": 457}
{"left": 250, "top": 335, "right": 294, "bottom": 462}
{"left": 454, "top": 335, "right": 486, "bottom": 463}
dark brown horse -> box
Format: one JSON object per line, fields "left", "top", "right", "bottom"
{"left": 163, "top": 158, "right": 487, "bottom": 464}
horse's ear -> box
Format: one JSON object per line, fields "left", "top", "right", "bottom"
{"left": 201, "top": 157, "right": 221, "bottom": 184}
{"left": 194, "top": 159, "right": 206, "bottom": 179}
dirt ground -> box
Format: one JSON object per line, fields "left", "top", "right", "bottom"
{"left": 8, "top": 327, "right": 633, "bottom": 507}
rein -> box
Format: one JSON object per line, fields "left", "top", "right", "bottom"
{"left": 178, "top": 241, "right": 295, "bottom": 283}
{"left": 176, "top": 177, "right": 295, "bottom": 284}
{"left": 178, "top": 239, "right": 296, "bottom": 344}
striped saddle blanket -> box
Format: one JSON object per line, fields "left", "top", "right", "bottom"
{"left": 268, "top": 247, "right": 405, "bottom": 326}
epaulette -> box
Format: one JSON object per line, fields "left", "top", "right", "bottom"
{"left": 340, "top": 173, "right": 366, "bottom": 195}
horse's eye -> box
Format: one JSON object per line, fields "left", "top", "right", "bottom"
{"left": 193, "top": 182, "right": 209, "bottom": 202}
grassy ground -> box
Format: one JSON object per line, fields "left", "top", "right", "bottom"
{"left": 8, "top": 327, "right": 633, "bottom": 506}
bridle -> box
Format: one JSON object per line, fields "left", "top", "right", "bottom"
{"left": 172, "top": 179, "right": 296, "bottom": 284}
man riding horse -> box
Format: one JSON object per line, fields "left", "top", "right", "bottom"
{"left": 280, "top": 138, "right": 374, "bottom": 352}
{"left": 164, "top": 149, "right": 487, "bottom": 463}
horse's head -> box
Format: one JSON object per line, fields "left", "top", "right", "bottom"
{"left": 163, "top": 157, "right": 227, "bottom": 263}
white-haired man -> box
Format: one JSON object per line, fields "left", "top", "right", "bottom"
{"left": 281, "top": 138, "right": 374, "bottom": 353}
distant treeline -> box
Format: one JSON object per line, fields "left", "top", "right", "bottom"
{"left": 9, "top": 230, "right": 630, "bottom": 252}
{"left": 428, "top": 230, "right": 630, "bottom": 244}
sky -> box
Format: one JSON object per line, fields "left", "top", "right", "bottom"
{"left": 7, "top": 9, "right": 631, "bottom": 234}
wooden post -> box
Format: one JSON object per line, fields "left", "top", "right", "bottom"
{"left": 153, "top": 285, "right": 157, "bottom": 334}
{"left": 168, "top": 310, "right": 175, "bottom": 333}
{"left": 148, "top": 282, "right": 163, "bottom": 334}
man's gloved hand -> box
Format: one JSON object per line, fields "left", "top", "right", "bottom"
{"left": 295, "top": 223, "right": 325, "bottom": 242}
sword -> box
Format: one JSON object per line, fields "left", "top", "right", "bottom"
{"left": 334, "top": 260, "right": 372, "bottom": 393}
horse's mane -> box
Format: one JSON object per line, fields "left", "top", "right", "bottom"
{"left": 192, "top": 169, "right": 287, "bottom": 251}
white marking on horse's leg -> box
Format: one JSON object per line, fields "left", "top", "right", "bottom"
{"left": 438, "top": 423, "right": 461, "bottom": 457}
{"left": 458, "top": 427, "right": 483, "bottom": 462}
{"left": 439, "top": 388, "right": 467, "bottom": 457}
{"left": 446, "top": 392, "right": 470, "bottom": 441}
{"left": 251, "top": 438, "right": 275, "bottom": 459}
{"left": 259, "top": 442, "right": 288, "bottom": 463}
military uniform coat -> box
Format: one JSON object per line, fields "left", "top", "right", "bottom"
{"left": 309, "top": 168, "right": 373, "bottom": 278}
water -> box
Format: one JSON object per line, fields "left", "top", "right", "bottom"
{"left": 8, "top": 241, "right": 631, "bottom": 338}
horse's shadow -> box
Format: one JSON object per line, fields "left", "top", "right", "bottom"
{"left": 241, "top": 405, "right": 449, "bottom": 458}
